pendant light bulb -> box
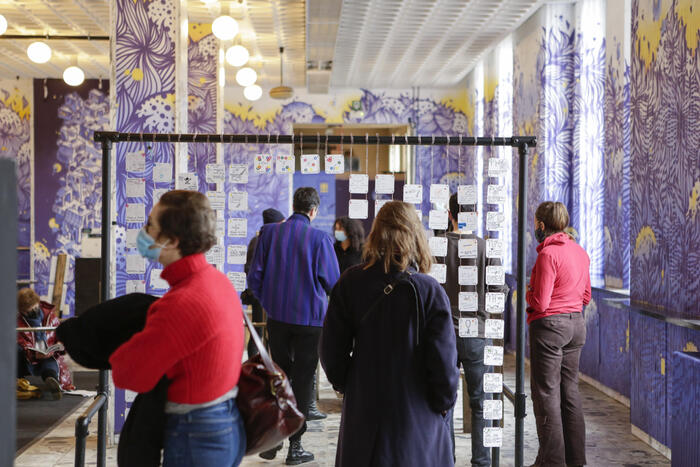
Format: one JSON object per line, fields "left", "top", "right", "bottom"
{"left": 244, "top": 84, "right": 262, "bottom": 101}
{"left": 0, "top": 14, "right": 7, "bottom": 36}
{"left": 63, "top": 66, "right": 85, "bottom": 87}
{"left": 226, "top": 45, "right": 249, "bottom": 67}
{"left": 236, "top": 67, "right": 257, "bottom": 87}
{"left": 27, "top": 42, "right": 52, "bottom": 64}
{"left": 212, "top": 15, "right": 238, "bottom": 41}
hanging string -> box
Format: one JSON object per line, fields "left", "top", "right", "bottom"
{"left": 365, "top": 133, "right": 370, "bottom": 201}
{"left": 349, "top": 134, "right": 354, "bottom": 176}
{"left": 316, "top": 132, "right": 321, "bottom": 159}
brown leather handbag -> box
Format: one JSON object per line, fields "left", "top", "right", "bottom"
{"left": 237, "top": 311, "right": 305, "bottom": 455}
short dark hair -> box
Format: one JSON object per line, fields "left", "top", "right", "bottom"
{"left": 157, "top": 190, "right": 217, "bottom": 256}
{"left": 334, "top": 216, "right": 365, "bottom": 251}
{"left": 293, "top": 187, "right": 320, "bottom": 214}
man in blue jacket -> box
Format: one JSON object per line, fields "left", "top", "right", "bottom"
{"left": 248, "top": 187, "right": 340, "bottom": 465}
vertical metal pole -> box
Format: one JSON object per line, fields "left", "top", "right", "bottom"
{"left": 515, "top": 142, "right": 529, "bottom": 467}
{"left": 97, "top": 138, "right": 112, "bottom": 467}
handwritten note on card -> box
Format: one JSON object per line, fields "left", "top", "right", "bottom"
{"left": 206, "top": 164, "right": 226, "bottom": 184}
{"left": 126, "top": 255, "right": 145, "bottom": 274}
{"left": 429, "top": 264, "right": 447, "bottom": 284}
{"left": 458, "top": 317, "right": 478, "bottom": 338}
{"left": 153, "top": 162, "right": 172, "bottom": 183}
{"left": 484, "top": 345, "right": 504, "bottom": 366}
{"left": 429, "top": 210, "right": 448, "bottom": 230}
{"left": 485, "top": 293, "right": 505, "bottom": 314}
{"left": 349, "top": 199, "right": 368, "bottom": 219}
{"left": 483, "top": 373, "right": 503, "bottom": 393}
{"left": 227, "top": 245, "right": 247, "bottom": 264}
{"left": 430, "top": 184, "right": 449, "bottom": 205}
{"left": 227, "top": 218, "right": 247, "bottom": 238}
{"left": 375, "top": 174, "right": 395, "bottom": 194}
{"left": 486, "top": 211, "right": 505, "bottom": 231}
{"left": 458, "top": 185, "right": 477, "bottom": 205}
{"left": 483, "top": 427, "right": 503, "bottom": 447}
{"left": 205, "top": 245, "right": 225, "bottom": 265}
{"left": 229, "top": 164, "right": 249, "bottom": 184}
{"left": 485, "top": 265, "right": 505, "bottom": 285}
{"left": 458, "top": 211, "right": 478, "bottom": 231}
{"left": 126, "top": 151, "right": 146, "bottom": 173}
{"left": 488, "top": 157, "right": 508, "bottom": 177}
{"left": 483, "top": 400, "right": 503, "bottom": 420}
{"left": 485, "top": 319, "right": 505, "bottom": 339}
{"left": 126, "top": 229, "right": 139, "bottom": 249}
{"left": 486, "top": 239, "right": 503, "bottom": 258}
{"left": 458, "top": 238, "right": 478, "bottom": 258}
{"left": 458, "top": 265, "right": 478, "bottom": 286}
{"left": 325, "top": 154, "right": 344, "bottom": 174}
{"left": 227, "top": 272, "right": 246, "bottom": 291}
{"left": 459, "top": 292, "right": 478, "bottom": 312}
{"left": 429, "top": 236, "right": 448, "bottom": 257}
{"left": 207, "top": 191, "right": 226, "bottom": 211}
{"left": 228, "top": 191, "right": 248, "bottom": 212}
{"left": 487, "top": 184, "right": 506, "bottom": 204}
{"left": 125, "top": 203, "right": 145, "bottom": 224}
{"left": 126, "top": 178, "right": 145, "bottom": 199}
{"left": 126, "top": 279, "right": 146, "bottom": 294}
{"left": 349, "top": 174, "right": 369, "bottom": 194}
{"left": 403, "top": 184, "right": 423, "bottom": 204}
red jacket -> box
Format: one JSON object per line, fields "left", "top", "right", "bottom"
{"left": 109, "top": 254, "right": 245, "bottom": 404}
{"left": 17, "top": 301, "right": 74, "bottom": 390}
{"left": 526, "top": 232, "right": 591, "bottom": 324}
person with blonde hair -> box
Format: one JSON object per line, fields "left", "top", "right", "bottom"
{"left": 526, "top": 201, "right": 590, "bottom": 467}
{"left": 320, "top": 201, "right": 459, "bottom": 467}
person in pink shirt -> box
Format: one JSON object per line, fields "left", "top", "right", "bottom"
{"left": 526, "top": 201, "right": 590, "bottom": 467}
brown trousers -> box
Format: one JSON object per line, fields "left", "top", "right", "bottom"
{"left": 529, "top": 312, "right": 587, "bottom": 467}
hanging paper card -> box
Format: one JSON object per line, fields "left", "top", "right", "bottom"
{"left": 483, "top": 373, "right": 503, "bottom": 393}
{"left": 458, "top": 211, "right": 478, "bottom": 231}
{"left": 349, "top": 174, "right": 369, "bottom": 194}
{"left": 458, "top": 317, "right": 478, "bottom": 338}
{"left": 125, "top": 203, "right": 145, "bottom": 224}
{"left": 349, "top": 199, "right": 368, "bottom": 219}
{"left": 207, "top": 191, "right": 226, "bottom": 211}
{"left": 228, "top": 191, "right": 248, "bottom": 212}
{"left": 254, "top": 154, "right": 273, "bottom": 174}
{"left": 126, "top": 178, "right": 145, "bottom": 199}
{"left": 430, "top": 184, "right": 449, "bottom": 205}
{"left": 459, "top": 292, "right": 478, "bottom": 312}
{"left": 429, "top": 263, "right": 447, "bottom": 284}
{"left": 487, "top": 184, "right": 506, "bottom": 204}
{"left": 375, "top": 199, "right": 390, "bottom": 216}
{"left": 149, "top": 268, "right": 169, "bottom": 290}
{"left": 325, "top": 154, "right": 344, "bottom": 174}
{"left": 486, "top": 265, "right": 505, "bottom": 285}
{"left": 227, "top": 272, "right": 246, "bottom": 291}
{"left": 458, "top": 185, "right": 477, "bottom": 205}
{"left": 429, "top": 237, "right": 448, "bottom": 257}
{"left": 301, "top": 154, "right": 320, "bottom": 174}
{"left": 486, "top": 239, "right": 503, "bottom": 258}
{"left": 483, "top": 400, "right": 503, "bottom": 420}
{"left": 229, "top": 164, "right": 249, "bottom": 184}
{"left": 206, "top": 164, "right": 226, "bottom": 184}
{"left": 458, "top": 238, "right": 478, "bottom": 258}
{"left": 375, "top": 174, "right": 395, "bottom": 194}
{"left": 227, "top": 218, "right": 247, "bottom": 237}
{"left": 205, "top": 245, "right": 225, "bottom": 265}
{"left": 458, "top": 265, "right": 478, "bottom": 286}
{"left": 484, "top": 345, "right": 504, "bottom": 366}
{"left": 276, "top": 154, "right": 295, "bottom": 174}
{"left": 126, "top": 279, "right": 146, "bottom": 294}
{"left": 153, "top": 162, "right": 172, "bottom": 183}
{"left": 227, "top": 245, "right": 247, "bottom": 264}
{"left": 178, "top": 173, "right": 198, "bottom": 190}
{"left": 429, "top": 210, "right": 448, "bottom": 230}
{"left": 485, "top": 293, "right": 505, "bottom": 314}
{"left": 153, "top": 188, "right": 168, "bottom": 203}
{"left": 126, "top": 151, "right": 146, "bottom": 173}
{"left": 403, "top": 184, "right": 423, "bottom": 204}
{"left": 126, "top": 229, "right": 139, "bottom": 249}
{"left": 125, "top": 255, "right": 146, "bottom": 274}
{"left": 483, "top": 427, "right": 503, "bottom": 447}
{"left": 216, "top": 218, "right": 225, "bottom": 237}
{"left": 486, "top": 211, "right": 505, "bottom": 231}
{"left": 416, "top": 209, "right": 422, "bottom": 221}
{"left": 488, "top": 158, "right": 507, "bottom": 177}
{"left": 485, "top": 319, "right": 505, "bottom": 339}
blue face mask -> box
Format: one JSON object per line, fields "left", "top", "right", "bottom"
{"left": 334, "top": 230, "right": 347, "bottom": 242}
{"left": 137, "top": 228, "right": 168, "bottom": 262}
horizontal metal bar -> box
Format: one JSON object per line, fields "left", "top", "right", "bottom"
{"left": 17, "top": 326, "right": 58, "bottom": 332}
{"left": 0, "top": 35, "right": 110, "bottom": 41}
{"left": 93, "top": 131, "right": 536, "bottom": 147}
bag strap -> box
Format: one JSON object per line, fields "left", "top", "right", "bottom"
{"left": 242, "top": 309, "right": 278, "bottom": 375}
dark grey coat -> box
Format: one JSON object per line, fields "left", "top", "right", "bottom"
{"left": 320, "top": 263, "right": 459, "bottom": 467}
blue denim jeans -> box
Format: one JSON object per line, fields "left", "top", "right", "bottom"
{"left": 450, "top": 337, "right": 492, "bottom": 467}
{"left": 163, "top": 398, "right": 246, "bottom": 467}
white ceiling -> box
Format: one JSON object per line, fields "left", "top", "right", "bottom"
{"left": 0, "top": 0, "right": 545, "bottom": 91}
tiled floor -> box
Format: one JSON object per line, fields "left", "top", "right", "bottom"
{"left": 15, "top": 355, "right": 670, "bottom": 467}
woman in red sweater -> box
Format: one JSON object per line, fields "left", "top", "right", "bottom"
{"left": 110, "top": 190, "right": 245, "bottom": 467}
{"left": 526, "top": 201, "right": 590, "bottom": 467}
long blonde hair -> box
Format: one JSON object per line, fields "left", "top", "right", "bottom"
{"left": 363, "top": 201, "right": 433, "bottom": 273}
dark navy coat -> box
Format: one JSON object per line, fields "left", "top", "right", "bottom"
{"left": 320, "top": 263, "right": 459, "bottom": 467}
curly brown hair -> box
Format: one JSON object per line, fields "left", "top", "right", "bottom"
{"left": 363, "top": 201, "right": 433, "bottom": 273}
{"left": 157, "top": 190, "right": 217, "bottom": 256}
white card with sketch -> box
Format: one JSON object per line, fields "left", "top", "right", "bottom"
{"left": 458, "top": 185, "right": 477, "bottom": 205}
{"left": 458, "top": 317, "right": 478, "bottom": 338}
{"left": 276, "top": 155, "right": 295, "bottom": 174}
{"left": 348, "top": 199, "right": 368, "bottom": 219}
{"left": 207, "top": 191, "right": 226, "bottom": 211}
{"left": 486, "top": 239, "right": 503, "bottom": 258}
{"left": 254, "top": 154, "right": 273, "bottom": 174}
{"left": 486, "top": 265, "right": 505, "bottom": 285}
{"left": 487, "top": 184, "right": 506, "bottom": 204}
{"left": 126, "top": 279, "right": 146, "bottom": 294}
{"left": 486, "top": 292, "right": 505, "bottom": 314}
{"left": 483, "top": 400, "right": 503, "bottom": 420}
{"left": 126, "top": 229, "right": 139, "bottom": 249}
{"left": 227, "top": 245, "right": 247, "bottom": 264}
{"left": 483, "top": 373, "right": 503, "bottom": 393}
{"left": 458, "top": 265, "right": 478, "bottom": 286}
{"left": 486, "top": 211, "right": 505, "bottom": 231}
{"left": 227, "top": 272, "right": 246, "bottom": 291}
{"left": 349, "top": 174, "right": 369, "bottom": 193}
{"left": 325, "top": 154, "right": 344, "bottom": 174}
{"left": 488, "top": 158, "right": 508, "bottom": 177}
{"left": 485, "top": 319, "right": 505, "bottom": 339}
{"left": 429, "top": 210, "right": 448, "bottom": 230}
{"left": 126, "top": 151, "right": 146, "bottom": 173}
{"left": 301, "top": 154, "right": 320, "bottom": 174}
{"left": 229, "top": 164, "right": 249, "bottom": 184}
{"left": 206, "top": 164, "right": 226, "bottom": 184}
{"left": 458, "top": 238, "right": 478, "bottom": 258}
{"left": 403, "top": 184, "right": 423, "bottom": 204}
{"left": 227, "top": 218, "right": 247, "bottom": 238}
{"left": 228, "top": 191, "right": 248, "bottom": 212}
{"left": 178, "top": 173, "right": 198, "bottom": 190}
{"left": 429, "top": 236, "right": 448, "bottom": 257}
{"left": 429, "top": 263, "right": 446, "bottom": 284}
{"left": 205, "top": 245, "right": 225, "bottom": 265}
{"left": 375, "top": 174, "right": 395, "bottom": 194}
{"left": 125, "top": 203, "right": 145, "bottom": 224}
{"left": 125, "top": 255, "right": 145, "bottom": 274}
{"left": 484, "top": 345, "right": 504, "bottom": 366}
{"left": 153, "top": 162, "right": 172, "bottom": 183}
{"left": 458, "top": 211, "right": 478, "bottom": 231}
{"left": 126, "top": 178, "right": 145, "bottom": 198}
{"left": 459, "top": 291, "right": 478, "bottom": 312}
{"left": 430, "top": 184, "right": 449, "bottom": 205}
{"left": 483, "top": 427, "right": 503, "bottom": 447}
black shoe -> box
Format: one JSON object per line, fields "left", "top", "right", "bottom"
{"left": 285, "top": 440, "right": 314, "bottom": 465}
{"left": 259, "top": 443, "right": 282, "bottom": 460}
{"left": 45, "top": 376, "right": 62, "bottom": 400}
{"left": 307, "top": 403, "right": 327, "bottom": 421}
